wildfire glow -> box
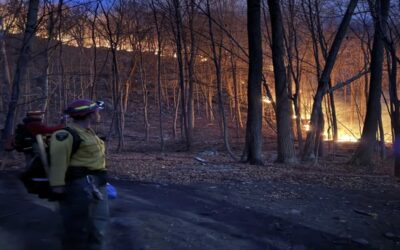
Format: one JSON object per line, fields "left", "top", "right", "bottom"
{"left": 263, "top": 97, "right": 272, "bottom": 104}
{"left": 303, "top": 124, "right": 311, "bottom": 131}
{"left": 336, "top": 135, "right": 358, "bottom": 143}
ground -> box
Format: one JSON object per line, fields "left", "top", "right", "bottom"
{"left": 1, "top": 142, "right": 400, "bottom": 250}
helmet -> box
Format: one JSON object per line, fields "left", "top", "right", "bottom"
{"left": 64, "top": 99, "right": 104, "bottom": 118}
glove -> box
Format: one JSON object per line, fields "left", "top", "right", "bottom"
{"left": 48, "top": 186, "right": 66, "bottom": 202}
{"left": 106, "top": 182, "right": 117, "bottom": 199}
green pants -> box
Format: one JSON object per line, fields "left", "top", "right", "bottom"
{"left": 60, "top": 178, "right": 109, "bottom": 250}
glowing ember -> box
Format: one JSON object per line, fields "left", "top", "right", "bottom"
{"left": 262, "top": 97, "right": 272, "bottom": 104}
{"left": 336, "top": 135, "right": 358, "bottom": 143}
{"left": 303, "top": 124, "right": 311, "bottom": 131}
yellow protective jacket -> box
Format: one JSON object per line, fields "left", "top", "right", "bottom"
{"left": 48, "top": 123, "right": 106, "bottom": 187}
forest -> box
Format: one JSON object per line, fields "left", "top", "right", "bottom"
{"left": 0, "top": 0, "right": 400, "bottom": 249}
{"left": 0, "top": 0, "right": 399, "bottom": 168}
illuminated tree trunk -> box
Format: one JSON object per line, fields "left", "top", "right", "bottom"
{"left": 351, "top": 0, "right": 389, "bottom": 166}
{"left": 1, "top": 0, "right": 40, "bottom": 152}
{"left": 302, "top": 0, "right": 358, "bottom": 161}
{"left": 378, "top": 110, "right": 385, "bottom": 158}
{"left": 268, "top": 0, "right": 297, "bottom": 163}
{"left": 313, "top": 1, "right": 339, "bottom": 142}
{"left": 242, "top": 0, "right": 263, "bottom": 164}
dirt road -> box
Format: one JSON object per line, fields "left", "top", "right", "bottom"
{"left": 0, "top": 171, "right": 399, "bottom": 250}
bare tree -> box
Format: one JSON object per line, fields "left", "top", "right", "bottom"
{"left": 206, "top": 0, "right": 238, "bottom": 160}
{"left": 268, "top": 0, "right": 297, "bottom": 163}
{"left": 90, "top": 2, "right": 99, "bottom": 99}
{"left": 151, "top": 0, "right": 165, "bottom": 150}
{"left": 1, "top": 0, "right": 40, "bottom": 152}
{"left": 302, "top": 0, "right": 358, "bottom": 161}
{"left": 0, "top": 17, "right": 11, "bottom": 114}
{"left": 242, "top": 0, "right": 263, "bottom": 164}
{"left": 99, "top": 0, "right": 125, "bottom": 151}
{"left": 351, "top": 0, "right": 390, "bottom": 166}
{"left": 35, "top": 0, "right": 61, "bottom": 111}
{"left": 184, "top": 0, "right": 197, "bottom": 150}
{"left": 284, "top": 0, "right": 304, "bottom": 153}
{"left": 387, "top": 44, "right": 399, "bottom": 176}
{"left": 169, "top": 0, "right": 189, "bottom": 148}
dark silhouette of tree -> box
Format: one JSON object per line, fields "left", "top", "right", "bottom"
{"left": 267, "top": 0, "right": 297, "bottom": 163}
{"left": 351, "top": 0, "right": 390, "bottom": 166}
{"left": 1, "top": 0, "right": 40, "bottom": 152}
{"left": 242, "top": 0, "right": 263, "bottom": 164}
{"left": 302, "top": 0, "right": 358, "bottom": 161}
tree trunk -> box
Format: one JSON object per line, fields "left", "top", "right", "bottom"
{"left": 90, "top": 2, "right": 99, "bottom": 100}
{"left": 172, "top": 0, "right": 189, "bottom": 148}
{"left": 230, "top": 51, "right": 243, "bottom": 138}
{"left": 151, "top": 0, "right": 165, "bottom": 151}
{"left": 387, "top": 46, "right": 400, "bottom": 176}
{"left": 185, "top": 0, "right": 196, "bottom": 150}
{"left": 242, "top": 0, "right": 263, "bottom": 164}
{"left": 206, "top": 0, "right": 237, "bottom": 160}
{"left": 173, "top": 87, "right": 181, "bottom": 140}
{"left": 0, "top": 17, "right": 11, "bottom": 114}
{"left": 37, "top": 5, "right": 58, "bottom": 111}
{"left": 351, "top": 0, "right": 389, "bottom": 166}
{"left": 1, "top": 0, "right": 40, "bottom": 152}
{"left": 268, "top": 0, "right": 297, "bottom": 163}
{"left": 378, "top": 109, "right": 385, "bottom": 159}
{"left": 139, "top": 49, "right": 150, "bottom": 143}
{"left": 302, "top": 0, "right": 358, "bottom": 161}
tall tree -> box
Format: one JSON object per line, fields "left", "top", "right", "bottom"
{"left": 268, "top": 0, "right": 297, "bottom": 163}
{"left": 185, "top": 0, "right": 197, "bottom": 150}
{"left": 206, "top": 0, "right": 237, "bottom": 160}
{"left": 242, "top": 0, "right": 263, "bottom": 164}
{"left": 351, "top": 0, "right": 390, "bottom": 166}
{"left": 1, "top": 0, "right": 40, "bottom": 152}
{"left": 169, "top": 0, "right": 189, "bottom": 148}
{"left": 0, "top": 17, "right": 11, "bottom": 114}
{"left": 302, "top": 0, "right": 358, "bottom": 161}
{"left": 284, "top": 0, "right": 303, "bottom": 153}
{"left": 387, "top": 44, "right": 399, "bottom": 176}
{"left": 151, "top": 0, "right": 165, "bottom": 151}
{"left": 100, "top": 0, "right": 125, "bottom": 151}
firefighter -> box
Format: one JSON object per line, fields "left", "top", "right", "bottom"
{"left": 48, "top": 99, "right": 108, "bottom": 250}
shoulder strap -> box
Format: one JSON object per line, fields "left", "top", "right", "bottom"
{"left": 63, "top": 127, "right": 83, "bottom": 156}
